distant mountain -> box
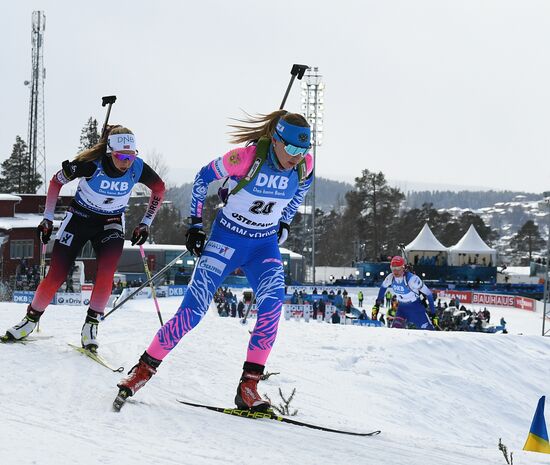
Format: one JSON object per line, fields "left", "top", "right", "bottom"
{"left": 165, "top": 177, "right": 354, "bottom": 215}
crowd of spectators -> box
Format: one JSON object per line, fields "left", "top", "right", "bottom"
{"left": 432, "top": 298, "right": 507, "bottom": 333}
{"left": 214, "top": 287, "right": 246, "bottom": 318}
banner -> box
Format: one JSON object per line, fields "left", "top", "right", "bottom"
{"left": 81, "top": 284, "right": 93, "bottom": 306}
{"left": 54, "top": 293, "right": 82, "bottom": 306}
{"left": 433, "top": 289, "right": 472, "bottom": 304}
{"left": 12, "top": 291, "right": 35, "bottom": 304}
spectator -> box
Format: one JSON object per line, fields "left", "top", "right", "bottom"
{"left": 359, "top": 309, "right": 368, "bottom": 320}
{"left": 371, "top": 304, "right": 379, "bottom": 321}
{"left": 331, "top": 310, "right": 341, "bottom": 324}
{"left": 385, "top": 289, "right": 392, "bottom": 308}
{"left": 357, "top": 290, "right": 364, "bottom": 307}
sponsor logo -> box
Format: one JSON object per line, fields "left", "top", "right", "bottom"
{"left": 59, "top": 232, "right": 74, "bottom": 247}
{"left": 472, "top": 293, "right": 515, "bottom": 307}
{"left": 298, "top": 132, "right": 309, "bottom": 143}
{"left": 204, "top": 241, "right": 235, "bottom": 259}
{"left": 115, "top": 135, "right": 134, "bottom": 144}
{"left": 255, "top": 173, "right": 288, "bottom": 190}
{"left": 197, "top": 256, "right": 226, "bottom": 276}
{"left": 515, "top": 296, "right": 535, "bottom": 311}
{"left": 100, "top": 180, "right": 129, "bottom": 191}
{"left": 168, "top": 286, "right": 187, "bottom": 296}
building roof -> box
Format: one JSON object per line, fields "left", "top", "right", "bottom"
{"left": 0, "top": 194, "right": 22, "bottom": 202}
{"left": 404, "top": 223, "right": 448, "bottom": 252}
{"left": 449, "top": 225, "right": 495, "bottom": 253}
{"left": 0, "top": 213, "right": 49, "bottom": 230}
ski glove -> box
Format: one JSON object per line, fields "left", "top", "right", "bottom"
{"left": 37, "top": 219, "right": 53, "bottom": 244}
{"left": 186, "top": 227, "right": 206, "bottom": 257}
{"left": 277, "top": 222, "right": 290, "bottom": 246}
{"left": 131, "top": 223, "right": 149, "bottom": 246}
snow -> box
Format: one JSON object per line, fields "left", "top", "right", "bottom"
{"left": 1, "top": 291, "right": 550, "bottom": 465}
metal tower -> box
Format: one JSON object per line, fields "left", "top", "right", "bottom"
{"left": 301, "top": 67, "right": 324, "bottom": 284}
{"left": 25, "top": 11, "right": 47, "bottom": 193}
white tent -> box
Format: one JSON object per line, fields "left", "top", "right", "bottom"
{"left": 404, "top": 223, "right": 448, "bottom": 266}
{"left": 448, "top": 225, "right": 497, "bottom": 266}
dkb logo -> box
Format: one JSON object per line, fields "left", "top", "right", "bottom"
{"left": 255, "top": 174, "right": 288, "bottom": 190}
{"left": 100, "top": 180, "right": 129, "bottom": 191}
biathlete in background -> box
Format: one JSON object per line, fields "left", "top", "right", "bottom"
{"left": 377, "top": 256, "right": 435, "bottom": 330}
{"left": 116, "top": 110, "right": 314, "bottom": 412}
{"left": 2, "top": 126, "right": 166, "bottom": 351}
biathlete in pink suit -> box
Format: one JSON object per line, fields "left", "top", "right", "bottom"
{"left": 2, "top": 126, "right": 166, "bottom": 351}
{"left": 117, "top": 111, "right": 314, "bottom": 411}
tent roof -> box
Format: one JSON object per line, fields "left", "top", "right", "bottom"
{"left": 449, "top": 225, "right": 495, "bottom": 253}
{"left": 404, "top": 224, "right": 448, "bottom": 252}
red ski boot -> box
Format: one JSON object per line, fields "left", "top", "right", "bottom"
{"left": 235, "top": 361, "right": 271, "bottom": 412}
{"left": 117, "top": 351, "right": 161, "bottom": 397}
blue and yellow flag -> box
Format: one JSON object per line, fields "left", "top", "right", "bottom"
{"left": 524, "top": 396, "right": 550, "bottom": 454}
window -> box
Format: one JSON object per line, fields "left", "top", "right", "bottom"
{"left": 10, "top": 240, "right": 34, "bottom": 259}
{"left": 77, "top": 241, "right": 96, "bottom": 259}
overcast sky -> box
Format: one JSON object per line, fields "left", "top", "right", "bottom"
{"left": 1, "top": 0, "right": 549, "bottom": 194}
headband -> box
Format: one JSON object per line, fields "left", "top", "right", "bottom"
{"left": 275, "top": 118, "right": 311, "bottom": 148}
{"left": 106, "top": 133, "right": 136, "bottom": 153}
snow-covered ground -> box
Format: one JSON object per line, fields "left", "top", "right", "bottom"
{"left": 1, "top": 292, "right": 550, "bottom": 465}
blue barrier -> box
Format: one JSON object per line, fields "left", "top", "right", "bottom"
{"left": 352, "top": 319, "right": 383, "bottom": 327}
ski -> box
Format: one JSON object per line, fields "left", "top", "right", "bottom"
{"left": 176, "top": 400, "right": 381, "bottom": 437}
{"left": 1, "top": 335, "right": 54, "bottom": 344}
{"left": 68, "top": 343, "right": 124, "bottom": 373}
{"left": 112, "top": 389, "right": 130, "bottom": 412}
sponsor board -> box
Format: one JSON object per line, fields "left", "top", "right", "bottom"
{"left": 168, "top": 285, "right": 188, "bottom": 297}
{"left": 433, "top": 289, "right": 472, "bottom": 304}
{"left": 55, "top": 293, "right": 82, "bottom": 306}
{"left": 472, "top": 293, "right": 515, "bottom": 307}
{"left": 13, "top": 291, "right": 35, "bottom": 304}
{"left": 82, "top": 284, "right": 93, "bottom": 306}
{"left": 514, "top": 296, "right": 535, "bottom": 311}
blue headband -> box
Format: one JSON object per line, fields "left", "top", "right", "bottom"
{"left": 275, "top": 118, "right": 311, "bottom": 149}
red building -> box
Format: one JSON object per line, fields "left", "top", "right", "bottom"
{"left": 0, "top": 193, "right": 99, "bottom": 285}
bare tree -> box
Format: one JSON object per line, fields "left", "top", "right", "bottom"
{"left": 133, "top": 150, "right": 171, "bottom": 196}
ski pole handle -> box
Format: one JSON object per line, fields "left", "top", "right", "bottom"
{"left": 280, "top": 64, "right": 309, "bottom": 110}
{"left": 139, "top": 245, "right": 164, "bottom": 326}
{"left": 100, "top": 95, "right": 117, "bottom": 138}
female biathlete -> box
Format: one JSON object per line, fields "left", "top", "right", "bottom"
{"left": 2, "top": 126, "right": 166, "bottom": 351}
{"left": 115, "top": 111, "right": 313, "bottom": 411}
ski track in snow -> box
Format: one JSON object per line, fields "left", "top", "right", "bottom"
{"left": 1, "top": 290, "right": 550, "bottom": 465}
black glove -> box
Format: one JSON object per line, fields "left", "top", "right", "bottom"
{"left": 131, "top": 223, "right": 149, "bottom": 246}
{"left": 37, "top": 219, "right": 53, "bottom": 244}
{"left": 277, "top": 222, "right": 290, "bottom": 246}
{"left": 186, "top": 227, "right": 206, "bottom": 257}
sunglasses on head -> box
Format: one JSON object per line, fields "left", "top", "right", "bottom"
{"left": 112, "top": 152, "right": 137, "bottom": 161}
{"left": 274, "top": 131, "right": 309, "bottom": 157}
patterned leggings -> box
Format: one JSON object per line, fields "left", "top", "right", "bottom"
{"left": 146, "top": 223, "right": 285, "bottom": 366}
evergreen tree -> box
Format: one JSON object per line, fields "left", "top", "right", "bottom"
{"left": 78, "top": 117, "right": 100, "bottom": 151}
{"left": 345, "top": 170, "right": 405, "bottom": 261}
{"left": 0, "top": 136, "right": 42, "bottom": 193}
{"left": 510, "top": 220, "right": 546, "bottom": 262}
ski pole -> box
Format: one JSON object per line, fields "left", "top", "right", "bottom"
{"left": 279, "top": 64, "right": 309, "bottom": 110}
{"left": 139, "top": 245, "right": 164, "bottom": 326}
{"left": 240, "top": 293, "right": 256, "bottom": 325}
{"left": 36, "top": 243, "right": 46, "bottom": 333}
{"left": 100, "top": 95, "right": 117, "bottom": 138}
{"left": 102, "top": 251, "right": 187, "bottom": 321}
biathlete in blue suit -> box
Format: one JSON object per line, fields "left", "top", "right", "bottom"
{"left": 117, "top": 110, "right": 314, "bottom": 411}
{"left": 377, "top": 256, "right": 435, "bottom": 330}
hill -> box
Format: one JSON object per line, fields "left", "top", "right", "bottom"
{"left": 1, "top": 292, "right": 549, "bottom": 465}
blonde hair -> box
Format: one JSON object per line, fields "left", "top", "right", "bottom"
{"left": 74, "top": 125, "right": 133, "bottom": 162}
{"left": 229, "top": 110, "right": 309, "bottom": 145}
